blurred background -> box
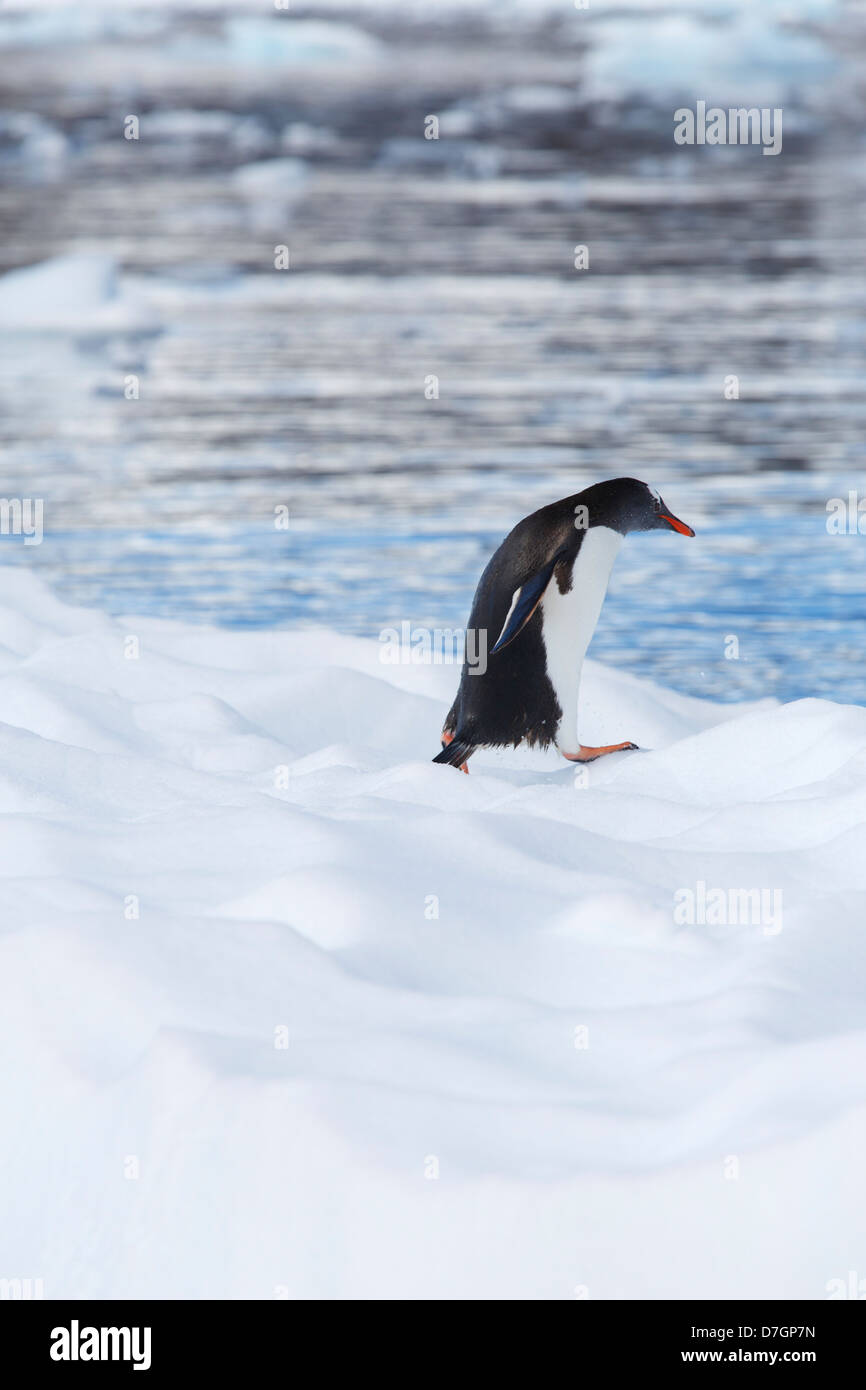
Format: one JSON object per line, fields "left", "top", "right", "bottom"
{"left": 0, "top": 0, "right": 864, "bottom": 701}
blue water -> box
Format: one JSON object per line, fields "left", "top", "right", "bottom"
{"left": 0, "top": 0, "right": 864, "bottom": 706}
{"left": 7, "top": 493, "right": 864, "bottom": 706}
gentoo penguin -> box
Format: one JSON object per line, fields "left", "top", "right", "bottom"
{"left": 433, "top": 478, "right": 694, "bottom": 771}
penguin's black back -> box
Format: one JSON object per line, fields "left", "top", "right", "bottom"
{"left": 440, "top": 493, "right": 584, "bottom": 755}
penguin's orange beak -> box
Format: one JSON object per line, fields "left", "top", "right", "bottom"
{"left": 660, "top": 511, "right": 695, "bottom": 537}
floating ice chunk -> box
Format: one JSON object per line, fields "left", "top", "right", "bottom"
{"left": 0, "top": 254, "right": 158, "bottom": 333}
{"left": 223, "top": 17, "right": 384, "bottom": 68}
{"left": 142, "top": 109, "right": 271, "bottom": 160}
{"left": 0, "top": 112, "right": 68, "bottom": 183}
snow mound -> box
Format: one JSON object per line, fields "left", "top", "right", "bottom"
{"left": 1, "top": 567, "right": 864, "bottom": 1298}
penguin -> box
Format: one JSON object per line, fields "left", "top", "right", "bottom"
{"left": 433, "top": 478, "right": 695, "bottom": 772}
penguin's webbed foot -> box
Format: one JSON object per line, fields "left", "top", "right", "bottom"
{"left": 564, "top": 741, "right": 639, "bottom": 764}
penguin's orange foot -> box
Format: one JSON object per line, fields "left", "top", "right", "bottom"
{"left": 441, "top": 729, "right": 470, "bottom": 774}
{"left": 563, "top": 741, "right": 639, "bottom": 764}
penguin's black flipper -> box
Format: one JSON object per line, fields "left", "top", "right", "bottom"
{"left": 490, "top": 554, "right": 561, "bottom": 654}
{"left": 432, "top": 737, "right": 473, "bottom": 769}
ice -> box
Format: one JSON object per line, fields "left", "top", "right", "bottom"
{"left": 0, "top": 254, "right": 158, "bottom": 333}
{"left": 142, "top": 110, "right": 271, "bottom": 161}
{"left": 0, "top": 112, "right": 68, "bottom": 183}
{"left": 585, "top": 11, "right": 836, "bottom": 105}
{"left": 0, "top": 567, "right": 864, "bottom": 1297}
{"left": 231, "top": 158, "right": 310, "bottom": 229}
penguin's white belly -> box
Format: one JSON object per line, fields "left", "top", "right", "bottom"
{"left": 540, "top": 526, "right": 622, "bottom": 755}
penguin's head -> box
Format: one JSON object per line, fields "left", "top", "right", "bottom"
{"left": 592, "top": 478, "right": 695, "bottom": 537}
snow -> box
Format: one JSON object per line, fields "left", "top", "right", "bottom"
{"left": 1, "top": 567, "right": 865, "bottom": 1298}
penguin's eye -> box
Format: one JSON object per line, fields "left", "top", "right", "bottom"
{"left": 652, "top": 496, "right": 661, "bottom": 512}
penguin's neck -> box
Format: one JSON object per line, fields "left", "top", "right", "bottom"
{"left": 539, "top": 525, "right": 623, "bottom": 755}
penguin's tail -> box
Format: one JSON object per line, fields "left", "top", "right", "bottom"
{"left": 433, "top": 735, "right": 474, "bottom": 771}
